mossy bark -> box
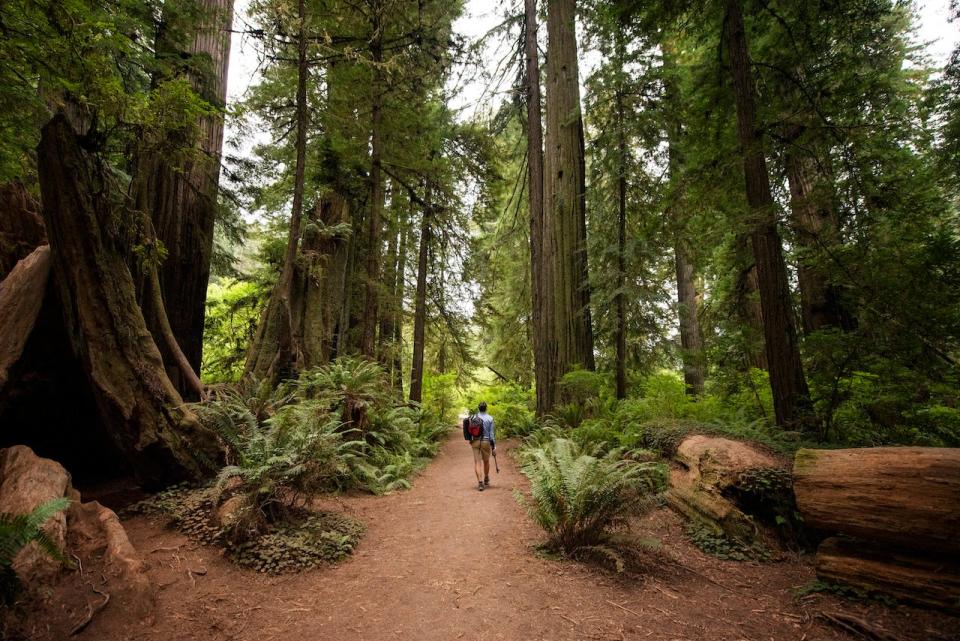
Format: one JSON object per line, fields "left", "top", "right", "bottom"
{"left": 139, "top": 0, "right": 234, "bottom": 399}
{"left": 38, "top": 115, "right": 221, "bottom": 486}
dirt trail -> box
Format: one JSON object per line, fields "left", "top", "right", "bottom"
{"left": 76, "top": 432, "right": 956, "bottom": 641}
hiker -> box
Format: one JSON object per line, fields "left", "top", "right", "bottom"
{"left": 463, "top": 402, "right": 496, "bottom": 491}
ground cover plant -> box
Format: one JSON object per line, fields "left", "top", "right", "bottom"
{"left": 130, "top": 357, "right": 447, "bottom": 573}
{"left": 515, "top": 436, "right": 667, "bottom": 571}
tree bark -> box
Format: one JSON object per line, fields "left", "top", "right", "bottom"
{"left": 674, "top": 244, "right": 705, "bottom": 395}
{"left": 0, "top": 246, "right": 50, "bottom": 391}
{"left": 663, "top": 41, "right": 706, "bottom": 396}
{"left": 724, "top": 0, "right": 810, "bottom": 427}
{"left": 0, "top": 183, "right": 46, "bottom": 282}
{"left": 378, "top": 194, "right": 399, "bottom": 369}
{"left": 523, "top": 0, "right": 554, "bottom": 416}
{"left": 409, "top": 199, "right": 430, "bottom": 403}
{"left": 544, "top": 0, "right": 595, "bottom": 403}
{"left": 793, "top": 446, "right": 960, "bottom": 555}
{"left": 390, "top": 205, "right": 408, "bottom": 393}
{"left": 244, "top": 0, "right": 311, "bottom": 384}
{"left": 614, "top": 24, "right": 628, "bottom": 401}
{"left": 38, "top": 115, "right": 220, "bottom": 486}
{"left": 141, "top": 0, "right": 233, "bottom": 399}
{"left": 361, "top": 5, "right": 385, "bottom": 359}
{"left": 783, "top": 145, "right": 852, "bottom": 333}
{"left": 816, "top": 537, "right": 960, "bottom": 613}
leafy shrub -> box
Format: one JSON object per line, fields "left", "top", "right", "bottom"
{"left": 127, "top": 487, "right": 362, "bottom": 574}
{"left": 422, "top": 372, "right": 459, "bottom": 427}
{"left": 516, "top": 437, "right": 667, "bottom": 570}
{"left": 193, "top": 357, "right": 448, "bottom": 510}
{"left": 214, "top": 402, "right": 355, "bottom": 541}
{"left": 0, "top": 498, "right": 71, "bottom": 603}
{"left": 465, "top": 381, "right": 536, "bottom": 437}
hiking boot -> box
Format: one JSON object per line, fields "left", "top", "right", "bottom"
{"left": 478, "top": 481, "right": 484, "bottom": 491}
{"left": 484, "top": 477, "right": 490, "bottom": 486}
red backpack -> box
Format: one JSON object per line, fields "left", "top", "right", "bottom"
{"left": 467, "top": 414, "right": 483, "bottom": 439}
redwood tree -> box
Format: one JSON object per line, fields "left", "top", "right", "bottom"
{"left": 142, "top": 0, "right": 233, "bottom": 398}
{"left": 543, "top": 0, "right": 595, "bottom": 404}
{"left": 724, "top": 0, "right": 811, "bottom": 427}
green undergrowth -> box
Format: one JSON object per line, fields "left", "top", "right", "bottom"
{"left": 126, "top": 485, "right": 364, "bottom": 573}
{"left": 793, "top": 580, "right": 898, "bottom": 607}
{"left": 682, "top": 522, "right": 771, "bottom": 562}
{"left": 514, "top": 437, "right": 668, "bottom": 572}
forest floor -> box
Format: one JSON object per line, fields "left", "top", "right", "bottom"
{"left": 36, "top": 432, "right": 960, "bottom": 641}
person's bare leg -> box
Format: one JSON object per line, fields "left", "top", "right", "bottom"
{"left": 473, "top": 446, "right": 483, "bottom": 485}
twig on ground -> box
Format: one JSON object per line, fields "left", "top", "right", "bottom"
{"left": 817, "top": 611, "right": 898, "bottom": 641}
{"left": 606, "top": 600, "right": 643, "bottom": 618}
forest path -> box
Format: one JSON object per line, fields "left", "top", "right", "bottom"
{"left": 100, "top": 431, "right": 949, "bottom": 641}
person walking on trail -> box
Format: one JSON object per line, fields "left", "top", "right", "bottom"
{"left": 463, "top": 402, "right": 496, "bottom": 491}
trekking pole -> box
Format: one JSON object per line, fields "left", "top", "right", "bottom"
{"left": 493, "top": 446, "right": 500, "bottom": 474}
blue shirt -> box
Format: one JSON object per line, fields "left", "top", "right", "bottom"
{"left": 478, "top": 411, "right": 496, "bottom": 444}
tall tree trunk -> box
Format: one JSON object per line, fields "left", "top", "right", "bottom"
{"left": 142, "top": 0, "right": 233, "bottom": 399}
{"left": 663, "top": 40, "right": 706, "bottom": 395}
{"left": 614, "top": 24, "right": 628, "bottom": 401}
{"left": 361, "top": 6, "right": 385, "bottom": 358}
{"left": 39, "top": 115, "right": 220, "bottom": 486}
{"left": 783, "top": 144, "right": 851, "bottom": 333}
{"left": 409, "top": 199, "right": 430, "bottom": 403}
{"left": 544, "top": 0, "right": 595, "bottom": 403}
{"left": 523, "top": 0, "right": 554, "bottom": 416}
{"left": 674, "top": 244, "right": 705, "bottom": 395}
{"left": 392, "top": 220, "right": 408, "bottom": 394}
{"left": 244, "top": 0, "right": 310, "bottom": 383}
{"left": 378, "top": 191, "right": 399, "bottom": 368}
{"left": 724, "top": 0, "right": 811, "bottom": 427}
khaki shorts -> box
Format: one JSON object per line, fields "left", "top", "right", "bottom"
{"left": 471, "top": 439, "right": 492, "bottom": 463}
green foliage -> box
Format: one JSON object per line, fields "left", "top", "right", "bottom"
{"left": 202, "top": 279, "right": 265, "bottom": 383}
{"left": 421, "top": 372, "right": 459, "bottom": 428}
{"left": 192, "top": 357, "right": 448, "bottom": 509}
{"left": 793, "top": 580, "right": 897, "bottom": 607}
{"left": 465, "top": 382, "right": 537, "bottom": 437}
{"left": 516, "top": 437, "right": 667, "bottom": 570}
{"left": 127, "top": 487, "right": 362, "bottom": 574}
{"left": 0, "top": 498, "right": 71, "bottom": 604}
{"left": 683, "top": 522, "right": 770, "bottom": 562}
{"left": 731, "top": 467, "right": 807, "bottom": 549}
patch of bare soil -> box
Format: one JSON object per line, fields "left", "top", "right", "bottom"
{"left": 15, "top": 433, "right": 960, "bottom": 641}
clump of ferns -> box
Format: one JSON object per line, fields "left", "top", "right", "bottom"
{"left": 212, "top": 403, "right": 360, "bottom": 543}
{"left": 517, "top": 438, "right": 668, "bottom": 572}
{"left": 1, "top": 498, "right": 72, "bottom": 604}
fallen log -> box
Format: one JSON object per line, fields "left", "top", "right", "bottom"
{"left": 816, "top": 537, "right": 960, "bottom": 613}
{"left": 793, "top": 447, "right": 960, "bottom": 555}
{"left": 667, "top": 434, "right": 783, "bottom": 543}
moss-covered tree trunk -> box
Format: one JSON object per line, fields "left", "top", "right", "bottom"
{"left": 140, "top": 0, "right": 233, "bottom": 399}
{"left": 38, "top": 115, "right": 220, "bottom": 486}
{"left": 725, "top": 0, "right": 810, "bottom": 427}
{"left": 544, "top": 0, "right": 595, "bottom": 404}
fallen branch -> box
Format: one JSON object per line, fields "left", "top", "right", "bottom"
{"left": 817, "top": 611, "right": 898, "bottom": 641}
{"left": 70, "top": 588, "right": 110, "bottom": 636}
{"left": 606, "top": 600, "right": 643, "bottom": 618}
